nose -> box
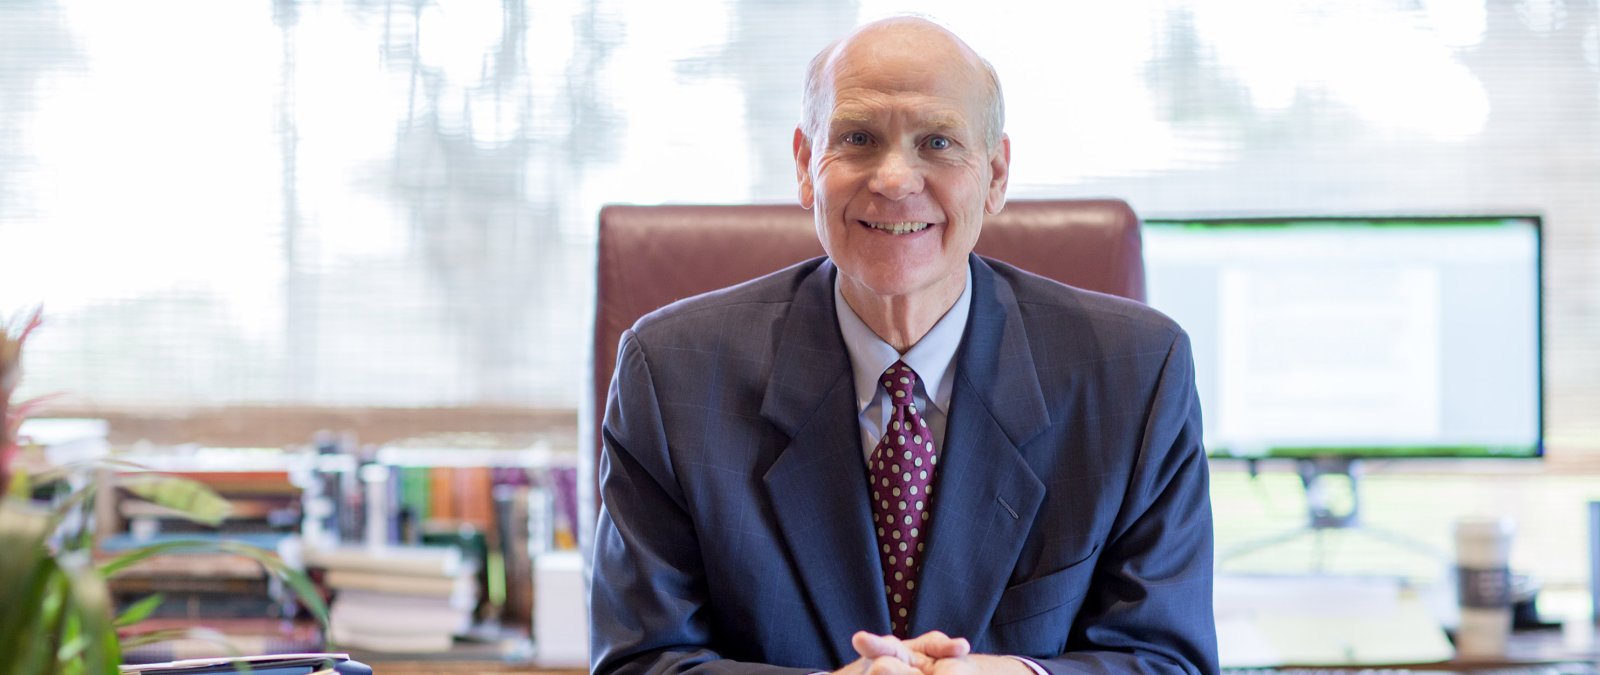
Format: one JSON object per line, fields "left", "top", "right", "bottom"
{"left": 869, "top": 148, "right": 923, "bottom": 200}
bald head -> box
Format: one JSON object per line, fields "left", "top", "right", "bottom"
{"left": 800, "top": 17, "right": 1005, "bottom": 150}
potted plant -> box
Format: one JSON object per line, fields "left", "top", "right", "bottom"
{"left": 0, "top": 310, "right": 329, "bottom": 675}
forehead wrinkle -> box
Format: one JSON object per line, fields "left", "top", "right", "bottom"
{"left": 831, "top": 110, "right": 872, "bottom": 126}
{"left": 830, "top": 98, "right": 970, "bottom": 129}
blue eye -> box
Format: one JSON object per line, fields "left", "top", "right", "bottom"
{"left": 927, "top": 136, "right": 952, "bottom": 150}
{"left": 844, "top": 131, "right": 870, "bottom": 145}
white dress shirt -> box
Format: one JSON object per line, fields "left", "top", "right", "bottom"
{"left": 833, "top": 263, "right": 971, "bottom": 465}
{"left": 831, "top": 262, "right": 1050, "bottom": 675}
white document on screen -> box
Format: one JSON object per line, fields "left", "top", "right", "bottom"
{"left": 1215, "top": 265, "right": 1442, "bottom": 451}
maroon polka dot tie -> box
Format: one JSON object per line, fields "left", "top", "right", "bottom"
{"left": 869, "top": 361, "right": 938, "bottom": 637}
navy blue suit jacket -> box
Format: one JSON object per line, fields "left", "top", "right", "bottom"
{"left": 592, "top": 255, "right": 1217, "bottom": 674}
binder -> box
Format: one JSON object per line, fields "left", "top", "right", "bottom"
{"left": 117, "top": 653, "right": 372, "bottom": 675}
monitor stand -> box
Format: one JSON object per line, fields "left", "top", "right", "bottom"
{"left": 1220, "top": 457, "right": 1445, "bottom": 572}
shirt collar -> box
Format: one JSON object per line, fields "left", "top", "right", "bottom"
{"left": 833, "top": 262, "right": 972, "bottom": 415}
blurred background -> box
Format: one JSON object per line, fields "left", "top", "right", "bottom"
{"left": 2, "top": 0, "right": 1598, "bottom": 616}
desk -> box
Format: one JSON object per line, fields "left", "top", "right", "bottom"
{"left": 1492, "top": 624, "right": 1599, "bottom": 665}
{"left": 356, "top": 626, "right": 1600, "bottom": 673}
{"left": 365, "top": 666, "right": 579, "bottom": 675}
{"left": 1247, "top": 625, "right": 1600, "bottom": 673}
{"left": 346, "top": 643, "right": 581, "bottom": 674}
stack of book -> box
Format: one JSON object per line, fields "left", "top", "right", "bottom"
{"left": 105, "top": 547, "right": 285, "bottom": 620}
{"left": 343, "top": 447, "right": 580, "bottom": 635}
{"left": 307, "top": 545, "right": 477, "bottom": 654}
{"left": 102, "top": 455, "right": 301, "bottom": 622}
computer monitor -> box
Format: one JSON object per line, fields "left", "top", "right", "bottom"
{"left": 1142, "top": 216, "right": 1543, "bottom": 460}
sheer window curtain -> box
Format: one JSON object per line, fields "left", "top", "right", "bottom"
{"left": 2, "top": 0, "right": 1598, "bottom": 593}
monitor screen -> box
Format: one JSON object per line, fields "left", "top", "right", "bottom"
{"left": 1141, "top": 216, "right": 1543, "bottom": 459}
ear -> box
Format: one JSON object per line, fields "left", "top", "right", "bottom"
{"left": 794, "top": 126, "right": 815, "bottom": 209}
{"left": 984, "top": 134, "right": 1011, "bottom": 215}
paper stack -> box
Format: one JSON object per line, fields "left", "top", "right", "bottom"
{"left": 1214, "top": 574, "right": 1454, "bottom": 669}
{"left": 306, "top": 545, "right": 477, "bottom": 654}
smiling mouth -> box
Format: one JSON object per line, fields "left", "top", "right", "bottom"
{"left": 860, "top": 220, "right": 931, "bottom": 235}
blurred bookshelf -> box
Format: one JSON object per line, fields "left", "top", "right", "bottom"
{"left": 13, "top": 419, "right": 588, "bottom": 667}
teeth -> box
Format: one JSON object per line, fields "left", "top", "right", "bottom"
{"left": 864, "top": 221, "right": 930, "bottom": 235}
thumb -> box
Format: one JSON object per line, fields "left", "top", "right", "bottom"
{"left": 903, "top": 630, "right": 971, "bottom": 660}
{"left": 920, "top": 636, "right": 970, "bottom": 659}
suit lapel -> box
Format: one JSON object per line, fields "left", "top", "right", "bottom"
{"left": 761, "top": 260, "right": 890, "bottom": 664}
{"left": 911, "top": 257, "right": 1051, "bottom": 639}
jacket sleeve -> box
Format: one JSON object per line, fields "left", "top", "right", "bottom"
{"left": 589, "top": 330, "right": 817, "bottom": 675}
{"left": 1031, "top": 329, "right": 1220, "bottom": 675}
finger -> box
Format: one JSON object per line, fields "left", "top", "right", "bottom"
{"left": 891, "top": 631, "right": 941, "bottom": 672}
{"left": 852, "top": 631, "right": 910, "bottom": 662}
{"left": 862, "top": 654, "right": 922, "bottom": 675}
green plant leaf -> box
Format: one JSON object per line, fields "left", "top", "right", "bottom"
{"left": 58, "top": 609, "right": 84, "bottom": 664}
{"left": 118, "top": 474, "right": 232, "bottom": 526}
{"left": 5, "top": 469, "right": 27, "bottom": 498}
{"left": 113, "top": 593, "right": 165, "bottom": 628}
{"left": 0, "top": 501, "right": 56, "bottom": 675}
{"left": 60, "top": 555, "right": 120, "bottom": 675}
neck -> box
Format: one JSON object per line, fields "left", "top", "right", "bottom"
{"left": 840, "top": 271, "right": 966, "bottom": 353}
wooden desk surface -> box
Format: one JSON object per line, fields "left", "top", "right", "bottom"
{"left": 358, "top": 625, "right": 1600, "bottom": 673}
{"left": 367, "top": 666, "right": 581, "bottom": 675}
{"left": 1267, "top": 624, "right": 1600, "bottom": 671}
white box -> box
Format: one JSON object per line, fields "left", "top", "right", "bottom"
{"left": 534, "top": 551, "right": 589, "bottom": 668}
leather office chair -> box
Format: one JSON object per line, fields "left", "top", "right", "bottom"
{"left": 581, "top": 198, "right": 1147, "bottom": 542}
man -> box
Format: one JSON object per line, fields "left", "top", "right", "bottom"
{"left": 591, "top": 16, "right": 1217, "bottom": 675}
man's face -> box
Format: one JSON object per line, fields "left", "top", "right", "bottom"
{"left": 794, "top": 27, "right": 1010, "bottom": 306}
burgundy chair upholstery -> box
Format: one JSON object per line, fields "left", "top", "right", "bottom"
{"left": 583, "top": 198, "right": 1146, "bottom": 529}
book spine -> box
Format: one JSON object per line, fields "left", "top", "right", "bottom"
{"left": 338, "top": 464, "right": 364, "bottom": 545}
{"left": 384, "top": 465, "right": 402, "bottom": 545}
{"left": 393, "top": 466, "right": 421, "bottom": 544}
{"left": 362, "top": 464, "right": 390, "bottom": 548}
{"left": 456, "top": 467, "right": 494, "bottom": 529}
{"left": 494, "top": 482, "right": 533, "bottom": 628}
{"left": 429, "top": 467, "right": 458, "bottom": 523}
{"left": 550, "top": 466, "right": 578, "bottom": 550}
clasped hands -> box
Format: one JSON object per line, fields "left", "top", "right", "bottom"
{"left": 833, "top": 630, "right": 1030, "bottom": 675}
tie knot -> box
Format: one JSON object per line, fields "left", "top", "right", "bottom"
{"left": 879, "top": 361, "right": 919, "bottom": 405}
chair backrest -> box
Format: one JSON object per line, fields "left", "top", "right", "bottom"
{"left": 583, "top": 198, "right": 1146, "bottom": 533}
